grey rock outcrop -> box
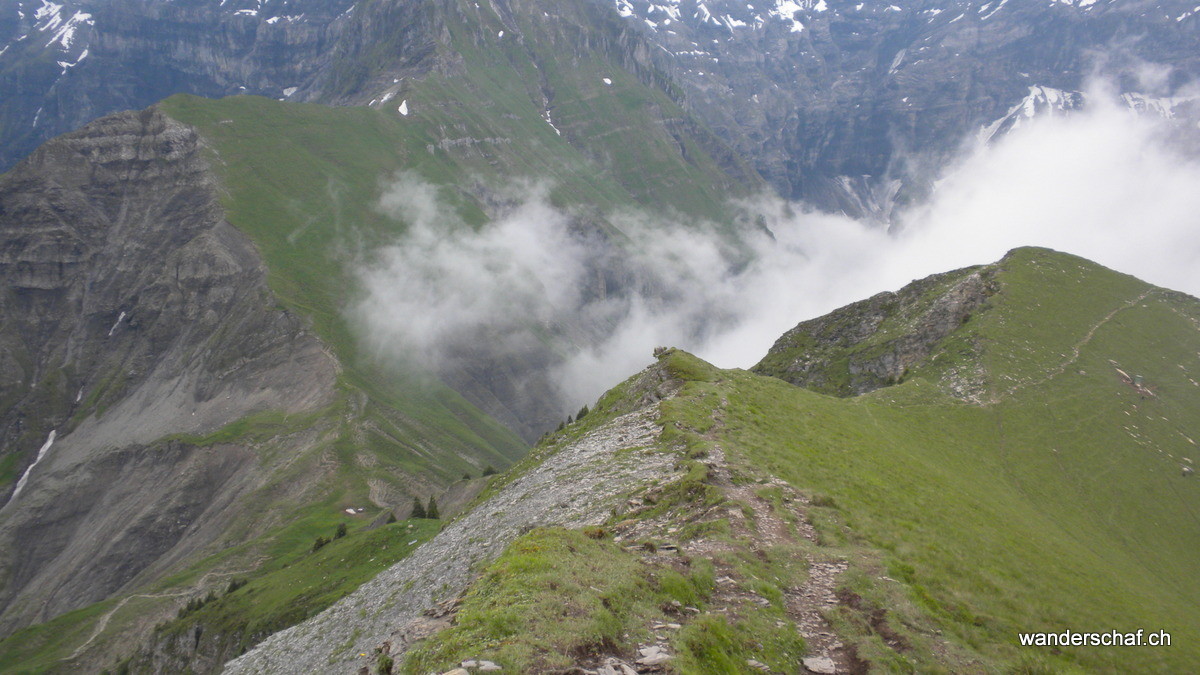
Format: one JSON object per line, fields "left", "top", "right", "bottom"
{"left": 754, "top": 265, "right": 996, "bottom": 397}
{"left": 224, "top": 404, "right": 675, "bottom": 674}
{"left": 602, "top": 0, "right": 1200, "bottom": 216}
{"left": 0, "top": 107, "right": 338, "bottom": 635}
{"left": 0, "top": 0, "right": 363, "bottom": 170}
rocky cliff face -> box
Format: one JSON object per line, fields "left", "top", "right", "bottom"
{"left": 601, "top": 0, "right": 1200, "bottom": 216}
{"left": 0, "top": 0, "right": 363, "bottom": 169}
{"left": 7, "top": 0, "right": 1200, "bottom": 218}
{"left": 223, "top": 363, "right": 683, "bottom": 675}
{"left": 753, "top": 264, "right": 997, "bottom": 397}
{"left": 0, "top": 107, "right": 339, "bottom": 635}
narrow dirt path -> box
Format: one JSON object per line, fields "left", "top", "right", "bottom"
{"left": 703, "top": 402, "right": 855, "bottom": 673}
{"left": 995, "top": 289, "right": 1154, "bottom": 401}
{"left": 597, "top": 395, "right": 857, "bottom": 673}
{"left": 721, "top": 474, "right": 854, "bottom": 674}
{"left": 65, "top": 563, "right": 263, "bottom": 661}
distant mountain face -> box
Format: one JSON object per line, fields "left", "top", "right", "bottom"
{"left": 0, "top": 0, "right": 360, "bottom": 169}
{"left": 600, "top": 0, "right": 1200, "bottom": 216}
{"left": 4, "top": 0, "right": 1200, "bottom": 215}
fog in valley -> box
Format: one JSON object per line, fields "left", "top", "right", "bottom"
{"left": 354, "top": 80, "right": 1200, "bottom": 415}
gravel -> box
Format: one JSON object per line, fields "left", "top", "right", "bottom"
{"left": 224, "top": 405, "right": 674, "bottom": 674}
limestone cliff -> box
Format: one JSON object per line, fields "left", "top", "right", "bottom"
{"left": 753, "top": 265, "right": 997, "bottom": 397}
{"left": 0, "top": 108, "right": 339, "bottom": 635}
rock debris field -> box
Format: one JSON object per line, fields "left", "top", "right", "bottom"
{"left": 224, "top": 406, "right": 675, "bottom": 674}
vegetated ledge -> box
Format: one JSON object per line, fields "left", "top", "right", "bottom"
{"left": 222, "top": 366, "right": 683, "bottom": 674}
{"left": 225, "top": 349, "right": 863, "bottom": 674}
{"left": 752, "top": 259, "right": 1001, "bottom": 398}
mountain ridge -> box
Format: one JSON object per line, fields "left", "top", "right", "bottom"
{"left": 207, "top": 247, "right": 1200, "bottom": 673}
{"left": 5, "top": 0, "right": 1200, "bottom": 217}
{"left": 0, "top": 103, "right": 526, "bottom": 649}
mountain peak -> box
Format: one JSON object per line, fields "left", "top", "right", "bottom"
{"left": 753, "top": 247, "right": 1162, "bottom": 404}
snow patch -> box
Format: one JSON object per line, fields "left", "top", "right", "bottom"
{"left": 108, "top": 311, "right": 126, "bottom": 337}
{"left": 543, "top": 111, "right": 562, "bottom": 136}
{"left": 45, "top": 10, "right": 90, "bottom": 50}
{"left": 283, "top": 86, "right": 298, "bottom": 97}
{"left": 771, "top": 1, "right": 806, "bottom": 32}
{"left": 7, "top": 431, "right": 56, "bottom": 506}
{"left": 1122, "top": 92, "right": 1200, "bottom": 119}
{"left": 398, "top": 100, "right": 409, "bottom": 116}
{"left": 976, "top": 85, "right": 1192, "bottom": 145}
{"left": 34, "top": 0, "right": 63, "bottom": 26}
{"left": 55, "top": 47, "right": 87, "bottom": 73}
{"left": 980, "top": 0, "right": 1008, "bottom": 20}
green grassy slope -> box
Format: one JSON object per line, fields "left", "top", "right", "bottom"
{"left": 0, "top": 5, "right": 765, "bottom": 668}
{"left": 415, "top": 248, "right": 1200, "bottom": 673}
{"left": 153, "top": 0, "right": 757, "bottom": 456}
{"left": 692, "top": 248, "right": 1200, "bottom": 671}
{"left": 147, "top": 4, "right": 759, "bottom": 459}
{"left": 157, "top": 94, "right": 527, "bottom": 479}
{"left": 0, "top": 516, "right": 441, "bottom": 674}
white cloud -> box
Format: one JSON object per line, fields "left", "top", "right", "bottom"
{"left": 353, "top": 81, "right": 1200, "bottom": 422}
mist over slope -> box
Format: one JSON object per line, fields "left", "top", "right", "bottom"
{"left": 355, "top": 81, "right": 1200, "bottom": 411}
{"left": 231, "top": 248, "right": 1200, "bottom": 674}
{"left": 0, "top": 3, "right": 757, "bottom": 661}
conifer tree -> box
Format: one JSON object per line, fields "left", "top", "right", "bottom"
{"left": 426, "top": 496, "right": 440, "bottom": 519}
{"left": 410, "top": 496, "right": 427, "bottom": 519}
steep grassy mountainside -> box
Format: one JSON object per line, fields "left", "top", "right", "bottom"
{"left": 0, "top": 1, "right": 760, "bottom": 666}
{"left": 232, "top": 248, "right": 1200, "bottom": 673}
{"left": 156, "top": 28, "right": 755, "bottom": 441}
{"left": 0, "top": 108, "right": 524, "bottom": 671}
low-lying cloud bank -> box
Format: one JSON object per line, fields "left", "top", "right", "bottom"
{"left": 353, "top": 83, "right": 1200, "bottom": 417}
